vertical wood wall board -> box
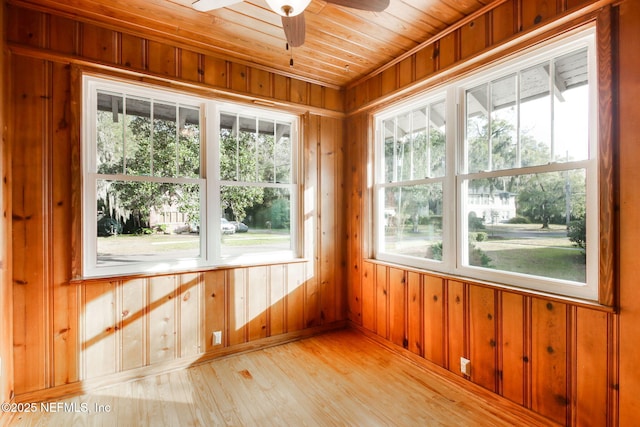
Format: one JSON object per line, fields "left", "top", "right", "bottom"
{"left": 203, "top": 55, "right": 227, "bottom": 89}
{"left": 269, "top": 265, "right": 286, "bottom": 337}
{"left": 80, "top": 23, "right": 117, "bottom": 64}
{"left": 285, "top": 263, "right": 305, "bottom": 333}
{"left": 468, "top": 285, "right": 497, "bottom": 392}
{"left": 447, "top": 280, "right": 466, "bottom": 377}
{"left": 309, "top": 84, "right": 323, "bottom": 109}
{"left": 179, "top": 273, "right": 201, "bottom": 358}
{"left": 49, "top": 15, "right": 76, "bottom": 55}
{"left": 272, "top": 74, "right": 289, "bottom": 102}
{"left": 228, "top": 268, "right": 247, "bottom": 347}
{"left": 247, "top": 266, "right": 268, "bottom": 342}
{"left": 521, "top": 0, "right": 558, "bottom": 32}
{"left": 437, "top": 32, "right": 458, "bottom": 70}
{"left": 406, "top": 272, "right": 422, "bottom": 356}
{"left": 460, "top": 16, "right": 488, "bottom": 60}
{"left": 575, "top": 308, "right": 609, "bottom": 426}
{"left": 380, "top": 66, "right": 397, "bottom": 98}
{"left": 398, "top": 56, "right": 414, "bottom": 89}
{"left": 531, "top": 298, "right": 568, "bottom": 425}
{"left": 51, "top": 61, "right": 77, "bottom": 387}
{"left": 319, "top": 116, "right": 338, "bottom": 325}
{"left": 146, "top": 276, "right": 177, "bottom": 365}
{"left": 180, "top": 50, "right": 201, "bottom": 84}
{"left": 618, "top": 1, "right": 640, "bottom": 423}
{"left": 290, "top": 79, "right": 308, "bottom": 105}
{"left": 11, "top": 56, "right": 48, "bottom": 394}
{"left": 81, "top": 281, "right": 117, "bottom": 380}
{"left": 0, "top": 0, "right": 13, "bottom": 401}
{"left": 203, "top": 270, "right": 225, "bottom": 352}
{"left": 375, "top": 264, "right": 388, "bottom": 339}
{"left": 423, "top": 275, "right": 444, "bottom": 366}
{"left": 230, "top": 63, "right": 248, "bottom": 93}
{"left": 388, "top": 267, "right": 406, "bottom": 348}
{"left": 6, "top": 4, "right": 44, "bottom": 48}
{"left": 119, "top": 278, "right": 146, "bottom": 372}
{"left": 361, "top": 262, "right": 375, "bottom": 332}
{"left": 147, "top": 41, "right": 177, "bottom": 77}
{"left": 249, "top": 68, "right": 271, "bottom": 99}
{"left": 491, "top": 0, "right": 518, "bottom": 44}
{"left": 500, "top": 292, "right": 525, "bottom": 405}
{"left": 415, "top": 45, "right": 436, "bottom": 81}
{"left": 303, "top": 114, "right": 319, "bottom": 328}
{"left": 120, "top": 33, "right": 145, "bottom": 71}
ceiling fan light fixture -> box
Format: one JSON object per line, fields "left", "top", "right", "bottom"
{"left": 266, "top": 0, "right": 311, "bottom": 16}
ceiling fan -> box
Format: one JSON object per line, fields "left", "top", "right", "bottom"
{"left": 191, "top": 0, "right": 390, "bottom": 48}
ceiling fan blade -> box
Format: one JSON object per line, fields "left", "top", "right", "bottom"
{"left": 282, "top": 14, "right": 306, "bottom": 47}
{"left": 325, "top": 0, "right": 389, "bottom": 12}
{"left": 192, "top": 0, "right": 243, "bottom": 12}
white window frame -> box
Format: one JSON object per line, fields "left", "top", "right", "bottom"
{"left": 373, "top": 26, "right": 599, "bottom": 300}
{"left": 82, "top": 75, "right": 300, "bottom": 278}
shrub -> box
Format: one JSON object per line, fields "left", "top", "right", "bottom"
{"left": 567, "top": 217, "right": 586, "bottom": 254}
{"left": 429, "top": 241, "right": 491, "bottom": 268}
{"left": 468, "top": 212, "right": 485, "bottom": 231}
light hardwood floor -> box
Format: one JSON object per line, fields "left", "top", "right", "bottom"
{"left": 1, "top": 329, "right": 558, "bottom": 426}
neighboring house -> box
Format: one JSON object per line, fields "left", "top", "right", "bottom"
{"left": 467, "top": 190, "right": 517, "bottom": 224}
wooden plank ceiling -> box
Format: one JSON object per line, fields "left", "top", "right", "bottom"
{"left": 22, "top": 0, "right": 492, "bottom": 87}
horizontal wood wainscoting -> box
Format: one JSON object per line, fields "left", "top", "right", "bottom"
{"left": 349, "top": 261, "right": 618, "bottom": 426}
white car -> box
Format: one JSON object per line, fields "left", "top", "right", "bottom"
{"left": 221, "top": 218, "right": 236, "bottom": 234}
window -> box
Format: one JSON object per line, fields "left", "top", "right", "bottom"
{"left": 83, "top": 76, "right": 299, "bottom": 277}
{"left": 374, "top": 28, "right": 599, "bottom": 300}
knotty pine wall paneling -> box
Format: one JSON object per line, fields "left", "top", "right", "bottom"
{"left": 345, "top": 0, "right": 615, "bottom": 114}
{"left": 0, "top": 0, "right": 15, "bottom": 402}
{"left": 6, "top": 4, "right": 346, "bottom": 399}
{"left": 618, "top": 0, "right": 640, "bottom": 424}
{"left": 352, "top": 267, "right": 618, "bottom": 424}
{"left": 345, "top": 3, "right": 624, "bottom": 424}
{"left": 11, "top": 55, "right": 49, "bottom": 394}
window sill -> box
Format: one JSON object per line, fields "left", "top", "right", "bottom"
{"left": 71, "top": 257, "right": 311, "bottom": 284}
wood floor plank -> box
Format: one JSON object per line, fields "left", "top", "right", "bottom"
{"left": 1, "top": 329, "right": 559, "bottom": 426}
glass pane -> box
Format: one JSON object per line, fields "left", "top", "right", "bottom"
{"left": 219, "top": 112, "right": 237, "bottom": 181}
{"left": 275, "top": 122, "right": 292, "bottom": 184}
{"left": 411, "top": 107, "right": 428, "bottom": 180}
{"left": 429, "top": 100, "right": 446, "bottom": 178}
{"left": 257, "top": 119, "right": 275, "bottom": 182}
{"left": 491, "top": 74, "right": 517, "bottom": 170}
{"left": 238, "top": 115, "right": 258, "bottom": 182}
{"left": 124, "top": 97, "right": 151, "bottom": 175}
{"left": 396, "top": 111, "right": 412, "bottom": 182}
{"left": 96, "top": 180, "right": 201, "bottom": 267}
{"left": 153, "top": 101, "right": 177, "bottom": 177}
{"left": 466, "top": 84, "right": 489, "bottom": 173}
{"left": 178, "top": 106, "right": 201, "bottom": 178}
{"left": 220, "top": 186, "right": 292, "bottom": 257}
{"left": 553, "top": 47, "right": 589, "bottom": 162}
{"left": 382, "top": 183, "right": 443, "bottom": 261}
{"left": 520, "top": 62, "right": 552, "bottom": 166}
{"left": 96, "top": 91, "right": 124, "bottom": 174}
{"left": 383, "top": 119, "right": 396, "bottom": 182}
{"left": 464, "top": 169, "right": 587, "bottom": 283}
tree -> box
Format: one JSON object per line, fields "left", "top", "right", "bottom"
{"left": 219, "top": 127, "right": 265, "bottom": 223}
{"left": 96, "top": 105, "right": 201, "bottom": 231}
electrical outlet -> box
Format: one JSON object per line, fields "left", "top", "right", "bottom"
{"left": 460, "top": 357, "right": 471, "bottom": 376}
{"left": 213, "top": 331, "right": 222, "bottom": 346}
